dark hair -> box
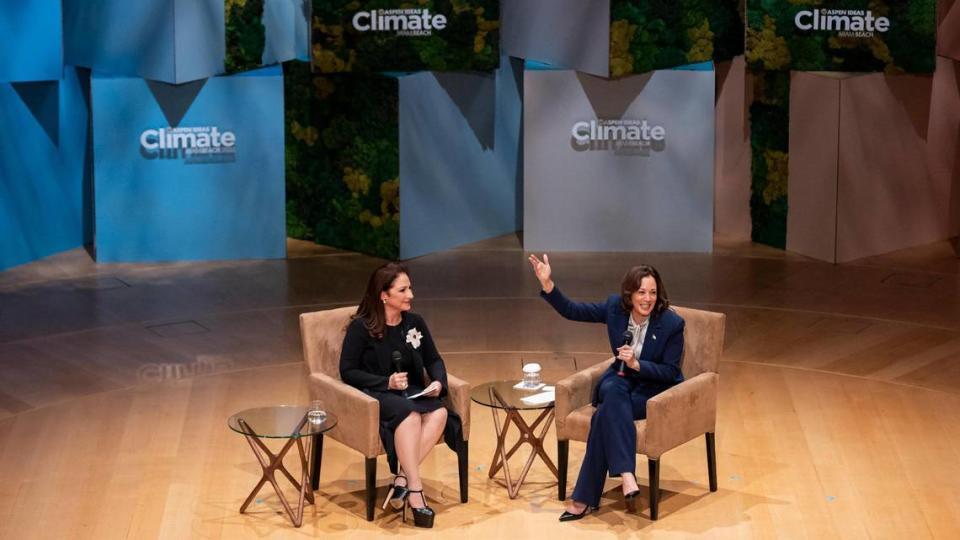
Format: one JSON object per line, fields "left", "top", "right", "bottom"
{"left": 354, "top": 261, "right": 410, "bottom": 339}
{"left": 619, "top": 265, "right": 669, "bottom": 316}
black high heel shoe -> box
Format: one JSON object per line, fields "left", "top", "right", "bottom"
{"left": 624, "top": 488, "right": 641, "bottom": 512}
{"left": 382, "top": 475, "right": 408, "bottom": 511}
{"left": 402, "top": 490, "right": 435, "bottom": 528}
{"left": 559, "top": 504, "right": 594, "bottom": 522}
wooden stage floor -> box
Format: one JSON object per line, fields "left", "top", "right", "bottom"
{"left": 1, "top": 235, "right": 958, "bottom": 539}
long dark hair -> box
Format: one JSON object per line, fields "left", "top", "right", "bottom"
{"left": 619, "top": 264, "right": 669, "bottom": 316}
{"left": 354, "top": 261, "right": 410, "bottom": 339}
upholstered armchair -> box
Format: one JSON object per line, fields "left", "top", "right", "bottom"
{"left": 554, "top": 306, "right": 725, "bottom": 520}
{"left": 299, "top": 306, "right": 471, "bottom": 521}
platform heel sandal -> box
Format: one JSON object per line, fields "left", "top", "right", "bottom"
{"left": 382, "top": 475, "right": 409, "bottom": 511}
{"left": 402, "top": 489, "right": 435, "bottom": 528}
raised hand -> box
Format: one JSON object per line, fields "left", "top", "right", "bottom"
{"left": 527, "top": 253, "right": 554, "bottom": 293}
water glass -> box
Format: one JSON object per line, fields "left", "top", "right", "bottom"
{"left": 307, "top": 400, "right": 327, "bottom": 425}
{"left": 522, "top": 363, "right": 542, "bottom": 388}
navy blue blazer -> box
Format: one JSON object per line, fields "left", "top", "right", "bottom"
{"left": 541, "top": 286, "right": 685, "bottom": 405}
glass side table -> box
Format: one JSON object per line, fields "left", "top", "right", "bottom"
{"left": 227, "top": 405, "right": 338, "bottom": 527}
{"left": 470, "top": 381, "right": 558, "bottom": 499}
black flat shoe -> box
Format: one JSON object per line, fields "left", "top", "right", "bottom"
{"left": 559, "top": 505, "right": 594, "bottom": 522}
{"left": 403, "top": 490, "right": 435, "bottom": 528}
{"left": 382, "top": 475, "right": 408, "bottom": 511}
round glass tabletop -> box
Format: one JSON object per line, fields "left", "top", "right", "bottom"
{"left": 470, "top": 380, "right": 555, "bottom": 410}
{"left": 227, "top": 405, "right": 338, "bottom": 439}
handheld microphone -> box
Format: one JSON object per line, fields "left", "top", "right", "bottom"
{"left": 617, "top": 330, "right": 633, "bottom": 377}
{"left": 392, "top": 350, "right": 407, "bottom": 397}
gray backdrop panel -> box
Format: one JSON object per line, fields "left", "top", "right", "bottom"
{"left": 399, "top": 56, "right": 523, "bottom": 259}
{"left": 523, "top": 69, "right": 715, "bottom": 252}
{"left": 501, "top": 0, "right": 609, "bottom": 77}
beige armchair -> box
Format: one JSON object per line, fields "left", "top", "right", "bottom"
{"left": 554, "top": 306, "right": 725, "bottom": 520}
{"left": 299, "top": 306, "right": 471, "bottom": 521}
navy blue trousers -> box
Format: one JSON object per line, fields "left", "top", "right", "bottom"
{"left": 571, "top": 373, "right": 654, "bottom": 507}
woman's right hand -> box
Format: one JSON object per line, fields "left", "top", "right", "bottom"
{"left": 388, "top": 372, "right": 408, "bottom": 391}
{"left": 528, "top": 253, "right": 554, "bottom": 293}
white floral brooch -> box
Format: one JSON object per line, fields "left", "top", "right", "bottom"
{"left": 405, "top": 328, "right": 423, "bottom": 349}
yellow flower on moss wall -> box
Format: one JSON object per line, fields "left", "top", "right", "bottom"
{"left": 609, "top": 19, "right": 637, "bottom": 78}
{"left": 313, "top": 77, "right": 335, "bottom": 100}
{"left": 291, "top": 121, "right": 319, "bottom": 146}
{"left": 451, "top": 0, "right": 473, "bottom": 14}
{"left": 686, "top": 20, "right": 714, "bottom": 63}
{"left": 762, "top": 150, "right": 789, "bottom": 205}
{"left": 380, "top": 178, "right": 400, "bottom": 215}
{"left": 313, "top": 47, "right": 345, "bottom": 72}
{"left": 316, "top": 23, "right": 345, "bottom": 47}
{"left": 343, "top": 167, "right": 371, "bottom": 197}
{"left": 746, "top": 16, "right": 791, "bottom": 70}
{"left": 474, "top": 31, "right": 488, "bottom": 54}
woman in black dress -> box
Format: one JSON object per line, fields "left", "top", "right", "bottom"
{"left": 339, "top": 262, "right": 449, "bottom": 528}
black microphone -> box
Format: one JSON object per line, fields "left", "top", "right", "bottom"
{"left": 392, "top": 350, "right": 408, "bottom": 397}
{"left": 617, "top": 330, "right": 633, "bottom": 377}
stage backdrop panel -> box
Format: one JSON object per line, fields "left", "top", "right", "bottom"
{"left": 501, "top": 0, "right": 610, "bottom": 77}
{"left": 787, "top": 70, "right": 953, "bottom": 263}
{"left": 225, "top": 0, "right": 310, "bottom": 73}
{"left": 746, "top": 0, "right": 937, "bottom": 73}
{"left": 91, "top": 66, "right": 285, "bottom": 263}
{"left": 714, "top": 56, "right": 752, "bottom": 242}
{"left": 64, "top": 0, "right": 225, "bottom": 83}
{"left": 311, "top": 0, "right": 499, "bottom": 73}
{"left": 941, "top": 0, "right": 960, "bottom": 61}
{"left": 524, "top": 68, "right": 715, "bottom": 253}
{"left": 0, "top": 69, "right": 89, "bottom": 271}
{"left": 398, "top": 56, "right": 523, "bottom": 259}
{"left": 928, "top": 57, "right": 960, "bottom": 238}
{"left": 0, "top": 0, "right": 62, "bottom": 82}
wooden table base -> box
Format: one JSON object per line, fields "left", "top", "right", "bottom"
{"left": 487, "top": 387, "right": 559, "bottom": 499}
{"left": 237, "top": 419, "right": 316, "bottom": 527}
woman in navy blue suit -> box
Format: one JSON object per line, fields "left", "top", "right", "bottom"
{"left": 528, "top": 254, "right": 685, "bottom": 521}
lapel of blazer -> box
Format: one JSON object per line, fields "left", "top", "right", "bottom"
{"left": 638, "top": 313, "right": 664, "bottom": 362}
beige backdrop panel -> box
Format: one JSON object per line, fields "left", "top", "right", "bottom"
{"left": 928, "top": 56, "right": 960, "bottom": 239}
{"left": 940, "top": 0, "right": 960, "bottom": 61}
{"left": 836, "top": 73, "right": 944, "bottom": 263}
{"left": 714, "top": 56, "right": 752, "bottom": 241}
{"left": 786, "top": 73, "right": 840, "bottom": 262}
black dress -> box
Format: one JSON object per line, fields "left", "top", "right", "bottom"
{"left": 339, "top": 311, "right": 462, "bottom": 472}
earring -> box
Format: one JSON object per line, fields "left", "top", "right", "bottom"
{"left": 382, "top": 299, "right": 387, "bottom": 304}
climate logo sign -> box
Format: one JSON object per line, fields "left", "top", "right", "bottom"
{"left": 570, "top": 119, "right": 666, "bottom": 156}
{"left": 139, "top": 126, "right": 237, "bottom": 164}
{"left": 794, "top": 9, "right": 890, "bottom": 38}
{"left": 351, "top": 9, "right": 447, "bottom": 36}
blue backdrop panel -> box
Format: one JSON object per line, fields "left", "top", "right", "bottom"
{"left": 91, "top": 66, "right": 285, "bottom": 262}
{"left": 0, "top": 69, "right": 89, "bottom": 271}
{"left": 0, "top": 0, "right": 63, "bottom": 82}
{"left": 263, "top": 0, "right": 310, "bottom": 64}
{"left": 64, "top": 0, "right": 224, "bottom": 83}
{"left": 398, "top": 55, "right": 523, "bottom": 259}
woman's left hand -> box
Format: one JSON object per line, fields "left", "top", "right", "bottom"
{"left": 423, "top": 381, "right": 442, "bottom": 397}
